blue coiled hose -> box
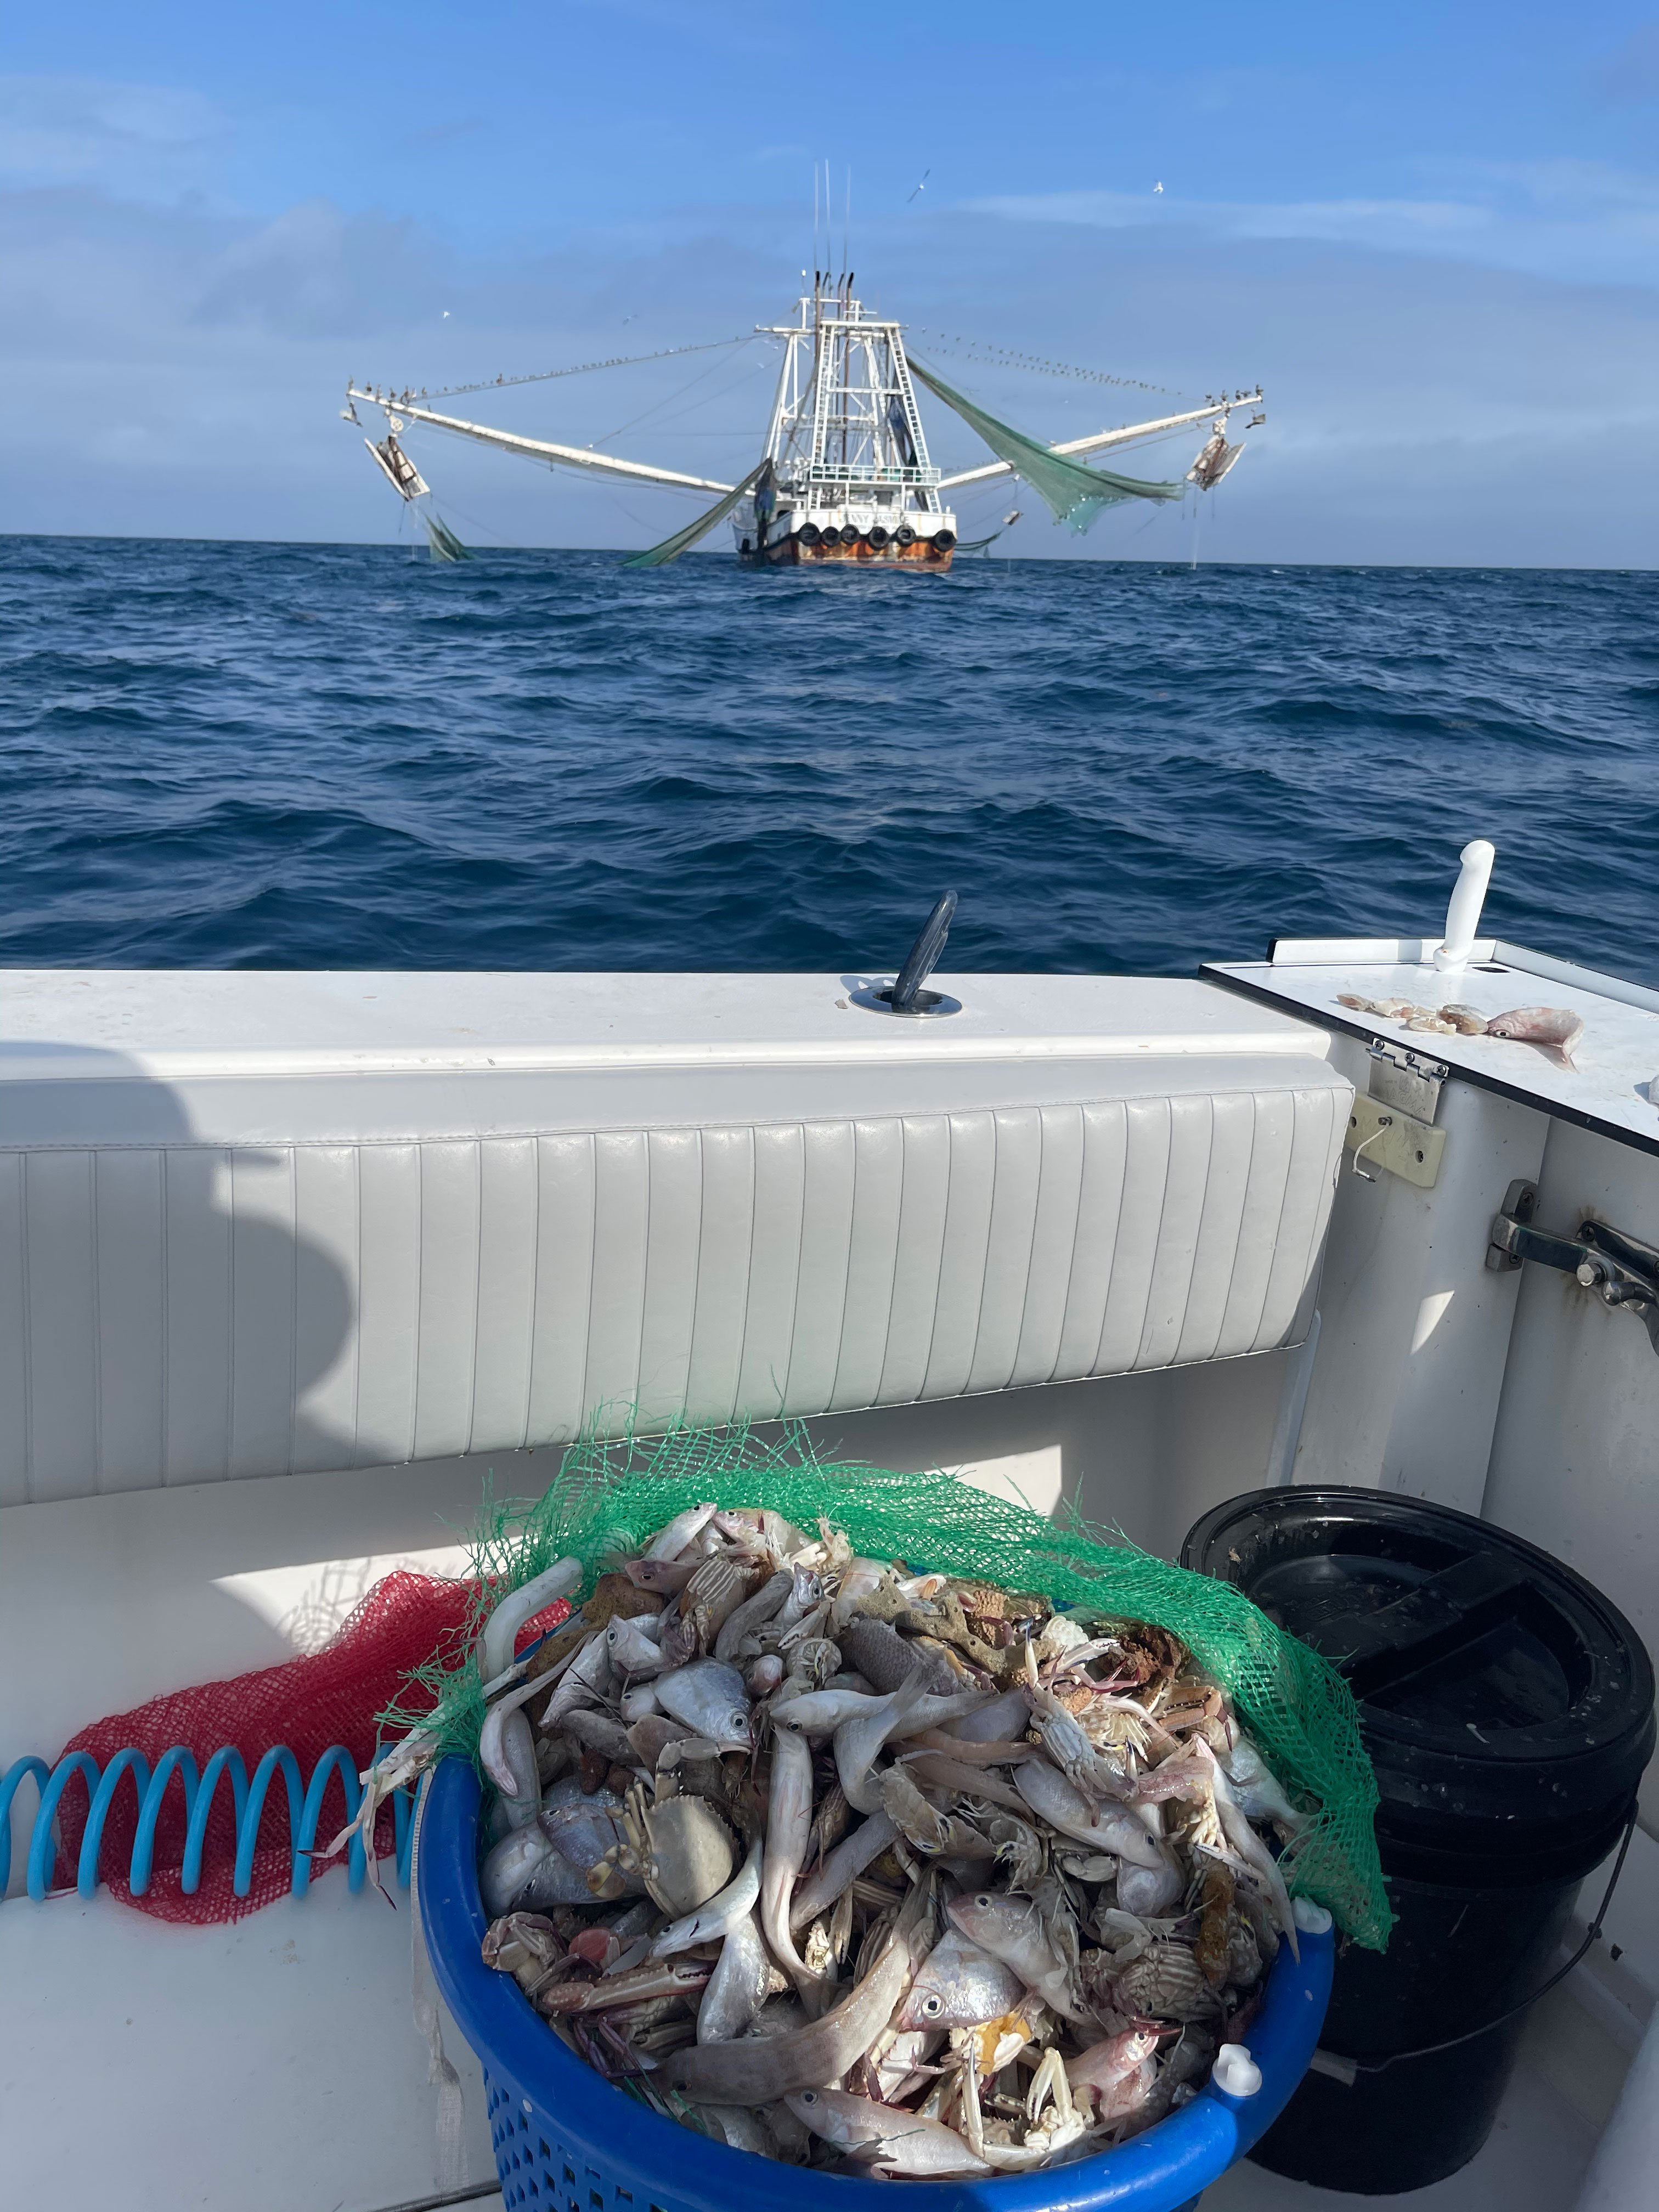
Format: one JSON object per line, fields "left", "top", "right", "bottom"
{"left": 0, "top": 1745, "right": 415, "bottom": 1902}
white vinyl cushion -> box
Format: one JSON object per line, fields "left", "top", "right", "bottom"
{"left": 0, "top": 972, "right": 1347, "bottom": 1501}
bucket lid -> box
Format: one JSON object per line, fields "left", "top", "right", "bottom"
{"left": 1182, "top": 1487, "right": 1654, "bottom": 1866}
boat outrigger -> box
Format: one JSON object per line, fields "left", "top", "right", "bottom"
{"left": 342, "top": 275, "right": 1263, "bottom": 568}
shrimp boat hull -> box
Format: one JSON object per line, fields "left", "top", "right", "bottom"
{"left": 4, "top": 893, "right": 1657, "bottom": 2212}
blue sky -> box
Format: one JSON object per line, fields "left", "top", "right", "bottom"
{"left": 3, "top": 2, "right": 1656, "bottom": 562}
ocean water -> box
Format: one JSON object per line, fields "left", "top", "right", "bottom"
{"left": 2, "top": 535, "right": 1654, "bottom": 984}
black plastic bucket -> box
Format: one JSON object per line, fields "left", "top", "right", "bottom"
{"left": 1181, "top": 1485, "right": 1654, "bottom": 2194}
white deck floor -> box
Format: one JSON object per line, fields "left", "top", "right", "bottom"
{"left": 0, "top": 1865, "right": 1624, "bottom": 2212}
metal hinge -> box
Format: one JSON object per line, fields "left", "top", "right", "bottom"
{"left": 1343, "top": 1043, "right": 1449, "bottom": 1186}
{"left": 1368, "top": 1041, "right": 1447, "bottom": 1124}
{"left": 1487, "top": 1180, "right": 1659, "bottom": 1356}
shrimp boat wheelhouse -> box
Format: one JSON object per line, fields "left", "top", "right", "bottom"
{"left": 340, "top": 276, "right": 1263, "bottom": 568}
{"left": 4, "top": 844, "right": 1658, "bottom": 2212}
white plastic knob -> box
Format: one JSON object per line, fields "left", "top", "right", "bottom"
{"left": 1213, "top": 2043, "right": 1263, "bottom": 2098}
{"left": 1293, "top": 1897, "right": 1334, "bottom": 1936}
{"left": 1434, "top": 839, "right": 1496, "bottom": 972}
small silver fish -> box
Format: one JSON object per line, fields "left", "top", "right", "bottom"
{"left": 944, "top": 1684, "right": 1034, "bottom": 1743}
{"left": 783, "top": 2088, "right": 988, "bottom": 2177}
{"left": 606, "top": 1613, "right": 668, "bottom": 1678}
{"left": 623, "top": 1556, "right": 700, "bottom": 1595}
{"left": 1195, "top": 1741, "right": 1299, "bottom": 1959}
{"left": 696, "top": 1906, "right": 773, "bottom": 2043}
{"left": 482, "top": 1799, "right": 639, "bottom": 1914}
{"left": 479, "top": 1824, "right": 558, "bottom": 1916}
{"left": 654, "top": 1658, "right": 752, "bottom": 1750}
{"left": 946, "top": 1889, "right": 1088, "bottom": 2023}
{"left": 1486, "top": 1006, "right": 1584, "bottom": 1069}
{"left": 772, "top": 1564, "right": 826, "bottom": 1639}
{"left": 895, "top": 1925, "right": 1027, "bottom": 2031}
{"left": 1220, "top": 1735, "right": 1306, "bottom": 1834}
{"left": 788, "top": 1810, "right": 899, "bottom": 1933}
{"left": 479, "top": 1683, "right": 544, "bottom": 1829}
{"left": 713, "top": 1568, "right": 793, "bottom": 1661}
{"left": 1013, "top": 1759, "right": 1163, "bottom": 1869}
{"left": 761, "top": 1726, "right": 816, "bottom": 1993}
{"left": 644, "top": 1502, "right": 721, "bottom": 1562}
{"left": 833, "top": 1668, "right": 992, "bottom": 1813}
{"left": 540, "top": 1629, "right": 613, "bottom": 1730}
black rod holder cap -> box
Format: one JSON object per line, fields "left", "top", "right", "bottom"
{"left": 889, "top": 890, "right": 957, "bottom": 1012}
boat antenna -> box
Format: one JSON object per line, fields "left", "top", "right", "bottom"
{"left": 843, "top": 165, "right": 851, "bottom": 282}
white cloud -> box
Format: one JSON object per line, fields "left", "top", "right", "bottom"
{"left": 0, "top": 75, "right": 229, "bottom": 202}
{"left": 964, "top": 161, "right": 1659, "bottom": 289}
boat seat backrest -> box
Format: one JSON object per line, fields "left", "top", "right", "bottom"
{"left": 0, "top": 1079, "right": 1345, "bottom": 1503}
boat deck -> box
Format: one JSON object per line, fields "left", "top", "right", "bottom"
{"left": 0, "top": 1876, "right": 1622, "bottom": 2211}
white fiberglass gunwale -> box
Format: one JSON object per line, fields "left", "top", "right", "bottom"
{"left": 1, "top": 969, "right": 1328, "bottom": 1082}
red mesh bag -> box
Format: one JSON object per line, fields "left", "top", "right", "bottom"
{"left": 50, "top": 1571, "right": 504, "bottom": 1924}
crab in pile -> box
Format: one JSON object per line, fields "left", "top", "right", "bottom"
{"left": 462, "top": 1502, "right": 1318, "bottom": 2176}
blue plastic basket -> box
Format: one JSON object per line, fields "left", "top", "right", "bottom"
{"left": 420, "top": 1758, "right": 1332, "bottom": 2212}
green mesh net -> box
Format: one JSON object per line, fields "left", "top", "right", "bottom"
{"left": 424, "top": 511, "right": 469, "bottom": 563}
{"left": 623, "top": 461, "right": 765, "bottom": 569}
{"left": 908, "top": 356, "right": 1183, "bottom": 532}
{"left": 390, "top": 1420, "right": 1392, "bottom": 1950}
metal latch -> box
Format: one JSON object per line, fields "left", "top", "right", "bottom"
{"left": 1487, "top": 1180, "right": 1659, "bottom": 1356}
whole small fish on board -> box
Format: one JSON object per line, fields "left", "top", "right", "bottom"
{"left": 1485, "top": 1006, "right": 1585, "bottom": 1069}
{"left": 453, "top": 1505, "right": 1317, "bottom": 2173}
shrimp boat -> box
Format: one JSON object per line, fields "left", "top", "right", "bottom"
{"left": 341, "top": 276, "right": 1262, "bottom": 569}
{"left": 3, "top": 844, "right": 1657, "bottom": 2212}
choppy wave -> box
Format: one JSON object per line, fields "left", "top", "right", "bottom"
{"left": 2, "top": 535, "right": 1654, "bottom": 983}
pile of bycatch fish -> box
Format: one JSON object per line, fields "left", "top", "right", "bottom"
{"left": 475, "top": 1503, "right": 1308, "bottom": 2176}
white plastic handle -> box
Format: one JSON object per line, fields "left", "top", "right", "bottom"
{"left": 1434, "top": 839, "right": 1496, "bottom": 972}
